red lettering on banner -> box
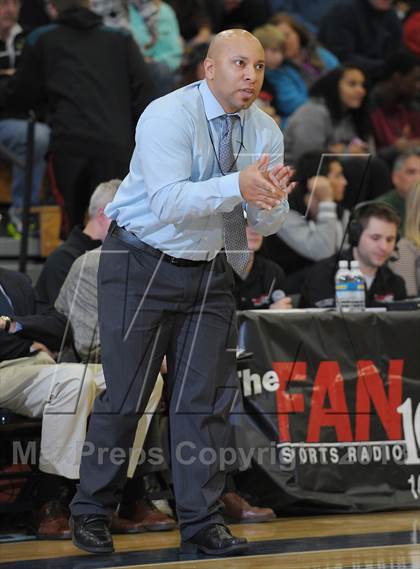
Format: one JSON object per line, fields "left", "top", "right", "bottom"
{"left": 307, "top": 361, "right": 353, "bottom": 443}
{"left": 355, "top": 360, "right": 403, "bottom": 441}
{"left": 273, "top": 362, "right": 306, "bottom": 442}
{"left": 272, "top": 360, "right": 404, "bottom": 444}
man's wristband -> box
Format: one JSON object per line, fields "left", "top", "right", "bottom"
{"left": 0, "top": 316, "right": 12, "bottom": 332}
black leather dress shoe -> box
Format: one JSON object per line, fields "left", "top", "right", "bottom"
{"left": 180, "top": 523, "right": 248, "bottom": 557}
{"left": 70, "top": 514, "right": 114, "bottom": 554}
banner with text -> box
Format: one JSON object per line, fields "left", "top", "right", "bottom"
{"left": 235, "top": 310, "right": 420, "bottom": 514}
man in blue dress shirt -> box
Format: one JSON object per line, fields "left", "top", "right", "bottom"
{"left": 70, "top": 28, "right": 294, "bottom": 557}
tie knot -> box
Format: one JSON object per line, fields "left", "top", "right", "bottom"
{"left": 223, "top": 114, "right": 238, "bottom": 136}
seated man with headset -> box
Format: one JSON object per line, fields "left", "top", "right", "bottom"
{"left": 300, "top": 201, "right": 407, "bottom": 308}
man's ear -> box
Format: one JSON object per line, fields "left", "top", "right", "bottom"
{"left": 97, "top": 207, "right": 107, "bottom": 221}
{"left": 203, "top": 57, "right": 215, "bottom": 80}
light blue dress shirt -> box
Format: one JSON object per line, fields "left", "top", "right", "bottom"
{"left": 105, "top": 80, "right": 289, "bottom": 261}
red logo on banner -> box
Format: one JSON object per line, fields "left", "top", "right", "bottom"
{"left": 273, "top": 360, "right": 404, "bottom": 443}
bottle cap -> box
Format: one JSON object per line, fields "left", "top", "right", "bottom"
{"left": 338, "top": 260, "right": 348, "bottom": 269}
{"left": 350, "top": 260, "right": 359, "bottom": 268}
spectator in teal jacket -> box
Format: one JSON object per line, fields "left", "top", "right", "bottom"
{"left": 266, "top": 12, "right": 338, "bottom": 125}
{"left": 129, "top": 0, "right": 182, "bottom": 72}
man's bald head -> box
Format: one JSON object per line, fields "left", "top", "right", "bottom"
{"left": 207, "top": 29, "right": 264, "bottom": 61}
{"left": 203, "top": 29, "right": 266, "bottom": 114}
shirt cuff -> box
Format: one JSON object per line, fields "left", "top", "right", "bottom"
{"left": 13, "top": 321, "right": 23, "bottom": 333}
{"left": 217, "top": 172, "right": 242, "bottom": 206}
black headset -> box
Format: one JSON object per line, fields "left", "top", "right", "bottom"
{"left": 347, "top": 201, "right": 401, "bottom": 248}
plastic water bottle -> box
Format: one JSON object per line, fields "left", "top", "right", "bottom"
{"left": 350, "top": 260, "right": 366, "bottom": 312}
{"left": 335, "top": 260, "right": 352, "bottom": 312}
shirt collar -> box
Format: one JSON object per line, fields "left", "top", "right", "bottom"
{"left": 7, "top": 24, "right": 22, "bottom": 42}
{"left": 0, "top": 283, "right": 13, "bottom": 311}
{"left": 199, "top": 80, "right": 245, "bottom": 125}
{"left": 6, "top": 24, "right": 22, "bottom": 53}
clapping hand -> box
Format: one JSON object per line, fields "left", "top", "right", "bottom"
{"left": 239, "top": 155, "right": 296, "bottom": 210}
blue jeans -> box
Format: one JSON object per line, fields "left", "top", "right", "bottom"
{"left": 0, "top": 118, "right": 50, "bottom": 209}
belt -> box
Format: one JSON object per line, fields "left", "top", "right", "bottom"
{"left": 109, "top": 222, "right": 211, "bottom": 267}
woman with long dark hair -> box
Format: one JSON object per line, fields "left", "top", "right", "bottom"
{"left": 284, "top": 64, "right": 373, "bottom": 164}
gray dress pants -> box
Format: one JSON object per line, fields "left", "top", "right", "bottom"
{"left": 70, "top": 230, "right": 239, "bottom": 540}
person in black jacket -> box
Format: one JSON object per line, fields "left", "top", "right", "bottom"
{"left": 18, "top": 0, "right": 51, "bottom": 31}
{"left": 234, "top": 224, "right": 292, "bottom": 310}
{"left": 0, "top": 267, "right": 67, "bottom": 360}
{"left": 204, "top": 0, "right": 273, "bottom": 33}
{"left": 0, "top": 266, "right": 172, "bottom": 538}
{"left": 0, "top": 267, "right": 104, "bottom": 538}
{"left": 3, "top": 0, "right": 155, "bottom": 229}
{"left": 35, "top": 178, "right": 120, "bottom": 307}
{"left": 300, "top": 201, "right": 407, "bottom": 308}
{"left": 318, "top": 0, "right": 403, "bottom": 79}
{"left": 166, "top": 0, "right": 212, "bottom": 44}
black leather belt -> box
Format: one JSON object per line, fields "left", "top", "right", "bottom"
{"left": 109, "top": 222, "right": 210, "bottom": 267}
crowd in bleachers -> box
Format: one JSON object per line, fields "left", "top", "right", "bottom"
{"left": 0, "top": 0, "right": 420, "bottom": 541}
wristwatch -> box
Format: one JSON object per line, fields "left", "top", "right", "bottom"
{"left": 0, "top": 316, "right": 12, "bottom": 332}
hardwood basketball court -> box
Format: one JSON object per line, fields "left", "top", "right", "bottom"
{"left": 1, "top": 509, "right": 420, "bottom": 568}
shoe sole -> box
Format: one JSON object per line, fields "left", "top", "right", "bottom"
{"left": 71, "top": 534, "right": 115, "bottom": 554}
{"left": 143, "top": 523, "right": 177, "bottom": 532}
{"left": 37, "top": 533, "right": 72, "bottom": 541}
{"left": 224, "top": 515, "right": 276, "bottom": 524}
{"left": 179, "top": 541, "right": 249, "bottom": 558}
{"left": 110, "top": 527, "right": 146, "bottom": 535}
{"left": 28, "top": 522, "right": 71, "bottom": 541}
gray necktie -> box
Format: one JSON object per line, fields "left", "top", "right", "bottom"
{"left": 219, "top": 114, "right": 249, "bottom": 278}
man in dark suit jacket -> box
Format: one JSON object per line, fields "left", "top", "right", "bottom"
{"left": 0, "top": 267, "right": 105, "bottom": 539}
{"left": 0, "top": 267, "right": 171, "bottom": 538}
{"left": 0, "top": 267, "right": 67, "bottom": 361}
